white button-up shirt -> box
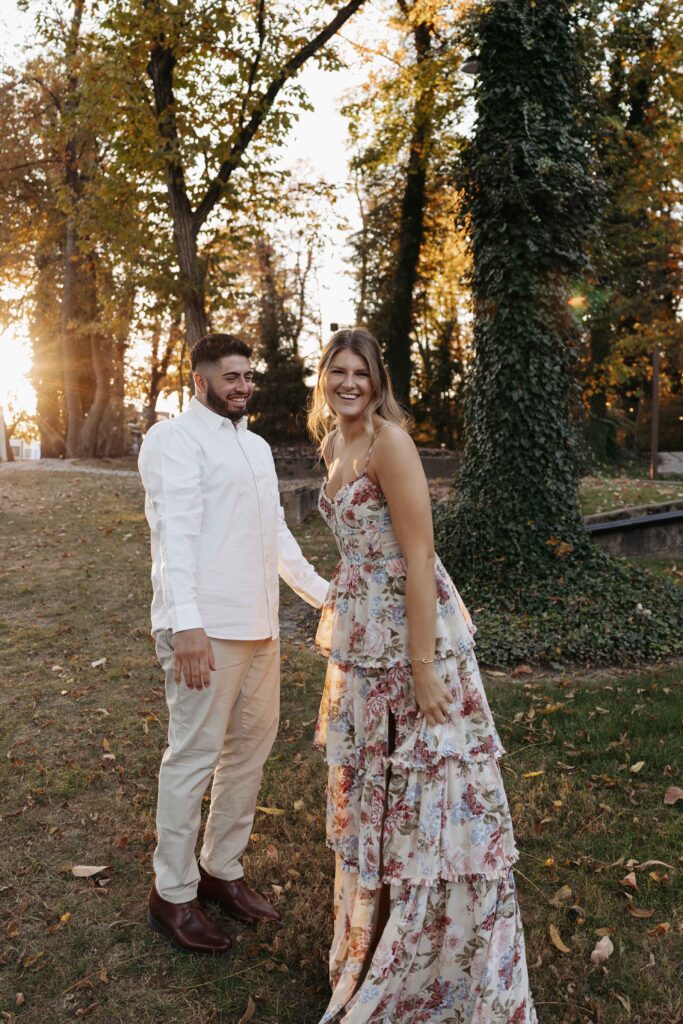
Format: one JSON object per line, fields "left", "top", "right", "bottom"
{"left": 138, "top": 396, "right": 328, "bottom": 639}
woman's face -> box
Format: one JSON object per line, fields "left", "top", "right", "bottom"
{"left": 324, "top": 348, "right": 374, "bottom": 421}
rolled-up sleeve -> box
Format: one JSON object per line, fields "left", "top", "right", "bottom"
{"left": 276, "top": 505, "right": 329, "bottom": 608}
{"left": 139, "top": 425, "right": 204, "bottom": 633}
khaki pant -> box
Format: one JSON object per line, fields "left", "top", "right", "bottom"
{"left": 153, "top": 629, "right": 280, "bottom": 903}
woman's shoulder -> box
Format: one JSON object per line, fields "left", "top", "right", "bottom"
{"left": 372, "top": 418, "right": 414, "bottom": 452}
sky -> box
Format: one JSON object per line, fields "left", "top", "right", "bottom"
{"left": 0, "top": 1, "right": 377, "bottom": 416}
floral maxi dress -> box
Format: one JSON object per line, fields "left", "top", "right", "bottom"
{"left": 314, "top": 472, "right": 537, "bottom": 1024}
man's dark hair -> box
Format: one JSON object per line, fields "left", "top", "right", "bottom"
{"left": 190, "top": 333, "right": 252, "bottom": 371}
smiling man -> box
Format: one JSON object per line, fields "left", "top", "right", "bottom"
{"left": 138, "top": 332, "right": 328, "bottom": 955}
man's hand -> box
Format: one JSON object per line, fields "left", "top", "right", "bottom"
{"left": 172, "top": 628, "right": 215, "bottom": 690}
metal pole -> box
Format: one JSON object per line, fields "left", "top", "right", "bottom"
{"left": 649, "top": 344, "right": 660, "bottom": 480}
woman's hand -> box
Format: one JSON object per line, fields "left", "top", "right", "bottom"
{"left": 412, "top": 663, "right": 454, "bottom": 727}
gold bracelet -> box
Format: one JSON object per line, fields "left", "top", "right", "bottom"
{"left": 410, "top": 656, "right": 435, "bottom": 664}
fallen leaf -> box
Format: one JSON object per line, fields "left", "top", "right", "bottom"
{"left": 101, "top": 738, "right": 111, "bottom": 752}
{"left": 236, "top": 995, "right": 256, "bottom": 1024}
{"left": 293, "top": 799, "right": 304, "bottom": 811}
{"left": 6, "top": 920, "right": 20, "bottom": 938}
{"left": 523, "top": 771, "right": 545, "bottom": 779}
{"left": 613, "top": 993, "right": 631, "bottom": 1014}
{"left": 512, "top": 664, "right": 533, "bottom": 676}
{"left": 620, "top": 872, "right": 637, "bottom": 890}
{"left": 626, "top": 906, "right": 655, "bottom": 919}
{"left": 265, "top": 844, "right": 279, "bottom": 861}
{"left": 90, "top": 658, "right": 107, "bottom": 668}
{"left": 60, "top": 912, "right": 71, "bottom": 926}
{"left": 646, "top": 922, "right": 670, "bottom": 937}
{"left": 550, "top": 885, "right": 573, "bottom": 907}
{"left": 590, "top": 935, "right": 614, "bottom": 964}
{"left": 71, "top": 865, "right": 110, "bottom": 878}
{"left": 648, "top": 871, "right": 668, "bottom": 883}
{"left": 595, "top": 927, "right": 613, "bottom": 937}
{"left": 663, "top": 786, "right": 683, "bottom": 805}
{"left": 549, "top": 923, "right": 571, "bottom": 954}
{"left": 629, "top": 761, "right": 645, "bottom": 774}
{"left": 15, "top": 994, "right": 25, "bottom": 1008}
{"left": 635, "top": 859, "right": 674, "bottom": 871}
{"left": 256, "top": 806, "right": 285, "bottom": 816}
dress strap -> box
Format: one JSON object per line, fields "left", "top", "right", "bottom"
{"left": 363, "top": 422, "right": 389, "bottom": 472}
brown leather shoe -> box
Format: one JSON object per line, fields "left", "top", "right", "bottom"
{"left": 148, "top": 883, "right": 232, "bottom": 955}
{"left": 198, "top": 864, "right": 281, "bottom": 924}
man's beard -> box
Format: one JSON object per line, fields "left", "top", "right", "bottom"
{"left": 205, "top": 381, "right": 251, "bottom": 421}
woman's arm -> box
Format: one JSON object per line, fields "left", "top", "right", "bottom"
{"left": 371, "top": 426, "right": 453, "bottom": 726}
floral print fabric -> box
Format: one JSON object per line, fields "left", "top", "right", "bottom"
{"left": 315, "top": 473, "right": 537, "bottom": 1023}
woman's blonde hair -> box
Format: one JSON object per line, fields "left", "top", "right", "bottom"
{"left": 307, "top": 327, "right": 411, "bottom": 448}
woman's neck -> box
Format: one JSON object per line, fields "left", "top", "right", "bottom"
{"left": 336, "top": 415, "right": 373, "bottom": 446}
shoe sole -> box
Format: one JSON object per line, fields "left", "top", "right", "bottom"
{"left": 147, "top": 911, "right": 232, "bottom": 955}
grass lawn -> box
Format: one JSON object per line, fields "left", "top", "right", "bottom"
{"left": 0, "top": 469, "right": 681, "bottom": 1024}
{"left": 578, "top": 477, "right": 683, "bottom": 517}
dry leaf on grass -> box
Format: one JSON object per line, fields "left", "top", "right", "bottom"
{"left": 646, "top": 922, "right": 670, "bottom": 937}
{"left": 236, "top": 996, "right": 256, "bottom": 1024}
{"left": 629, "top": 761, "right": 645, "bottom": 773}
{"left": 549, "top": 923, "right": 571, "bottom": 954}
{"left": 626, "top": 905, "right": 655, "bottom": 919}
{"left": 663, "top": 786, "right": 683, "bottom": 805}
{"left": 71, "top": 865, "right": 110, "bottom": 878}
{"left": 620, "top": 872, "right": 637, "bottom": 890}
{"left": 90, "top": 658, "right": 107, "bottom": 668}
{"left": 590, "top": 935, "right": 613, "bottom": 964}
{"left": 255, "top": 805, "right": 285, "bottom": 816}
{"left": 550, "top": 885, "right": 573, "bottom": 907}
{"left": 635, "top": 859, "right": 674, "bottom": 871}
{"left": 522, "top": 770, "right": 545, "bottom": 779}
{"left": 613, "top": 993, "right": 631, "bottom": 1014}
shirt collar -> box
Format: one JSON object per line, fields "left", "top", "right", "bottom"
{"left": 188, "top": 395, "right": 248, "bottom": 432}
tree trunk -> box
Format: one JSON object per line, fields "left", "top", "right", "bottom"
{"left": 61, "top": 0, "right": 87, "bottom": 459}
{"left": 146, "top": 0, "right": 368, "bottom": 350}
{"left": 31, "top": 254, "right": 66, "bottom": 458}
{"left": 375, "top": 18, "right": 434, "bottom": 409}
{"left": 145, "top": 318, "right": 180, "bottom": 431}
{"left": 62, "top": 219, "right": 86, "bottom": 457}
{"left": 78, "top": 328, "right": 113, "bottom": 457}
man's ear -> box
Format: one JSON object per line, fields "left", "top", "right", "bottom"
{"left": 193, "top": 370, "right": 207, "bottom": 395}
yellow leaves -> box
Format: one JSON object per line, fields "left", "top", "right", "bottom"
{"left": 255, "top": 805, "right": 285, "bottom": 816}
{"left": 522, "top": 770, "right": 544, "bottom": 779}
{"left": 550, "top": 884, "right": 572, "bottom": 907}
{"left": 60, "top": 911, "right": 72, "bottom": 926}
{"left": 628, "top": 760, "right": 645, "bottom": 774}
{"left": 546, "top": 536, "right": 574, "bottom": 558}
{"left": 543, "top": 856, "right": 555, "bottom": 868}
{"left": 549, "top": 923, "right": 571, "bottom": 954}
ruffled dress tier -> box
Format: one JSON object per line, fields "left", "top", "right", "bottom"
{"left": 314, "top": 473, "right": 537, "bottom": 1024}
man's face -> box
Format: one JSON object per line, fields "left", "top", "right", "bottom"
{"left": 196, "top": 355, "right": 255, "bottom": 421}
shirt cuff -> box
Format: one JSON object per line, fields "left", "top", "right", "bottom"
{"left": 171, "top": 602, "right": 204, "bottom": 633}
{"left": 310, "top": 575, "right": 330, "bottom": 609}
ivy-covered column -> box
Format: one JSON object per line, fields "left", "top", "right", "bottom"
{"left": 439, "top": 0, "right": 597, "bottom": 590}
{"left": 435, "top": 0, "right": 682, "bottom": 664}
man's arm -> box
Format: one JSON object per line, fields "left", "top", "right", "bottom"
{"left": 138, "top": 425, "right": 214, "bottom": 688}
{"left": 276, "top": 505, "right": 329, "bottom": 608}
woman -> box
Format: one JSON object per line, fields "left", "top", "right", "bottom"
{"left": 309, "top": 328, "right": 536, "bottom": 1024}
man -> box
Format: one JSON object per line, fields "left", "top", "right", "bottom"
{"left": 138, "top": 332, "right": 328, "bottom": 955}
